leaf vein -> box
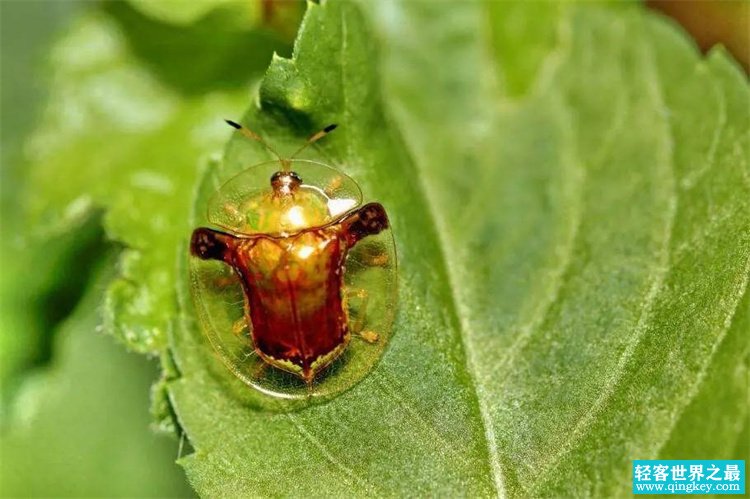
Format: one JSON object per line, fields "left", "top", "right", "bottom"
{"left": 284, "top": 413, "right": 381, "bottom": 496}
{"left": 530, "top": 27, "right": 679, "bottom": 491}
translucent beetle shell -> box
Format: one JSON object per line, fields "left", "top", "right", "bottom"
{"left": 189, "top": 122, "right": 397, "bottom": 399}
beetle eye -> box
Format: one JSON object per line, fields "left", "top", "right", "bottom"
{"left": 290, "top": 171, "right": 303, "bottom": 183}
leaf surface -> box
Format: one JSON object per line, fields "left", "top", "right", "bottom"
{"left": 368, "top": 3, "right": 749, "bottom": 496}
{"left": 16, "top": 1, "right": 749, "bottom": 497}
{"left": 171, "top": 1, "right": 749, "bottom": 497}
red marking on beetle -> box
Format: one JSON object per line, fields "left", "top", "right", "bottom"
{"left": 191, "top": 203, "right": 388, "bottom": 381}
{"left": 190, "top": 122, "right": 391, "bottom": 386}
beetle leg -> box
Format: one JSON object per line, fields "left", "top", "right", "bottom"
{"left": 361, "top": 248, "right": 389, "bottom": 267}
{"left": 324, "top": 175, "right": 343, "bottom": 196}
{"left": 348, "top": 289, "right": 379, "bottom": 343}
{"left": 346, "top": 289, "right": 368, "bottom": 335}
{"left": 340, "top": 203, "right": 389, "bottom": 247}
{"left": 358, "top": 330, "right": 380, "bottom": 344}
{"left": 241, "top": 349, "right": 258, "bottom": 360}
{"left": 213, "top": 275, "right": 238, "bottom": 288}
{"left": 252, "top": 359, "right": 268, "bottom": 379}
{"left": 349, "top": 289, "right": 368, "bottom": 332}
{"left": 372, "top": 254, "right": 389, "bottom": 266}
{"left": 232, "top": 318, "right": 247, "bottom": 336}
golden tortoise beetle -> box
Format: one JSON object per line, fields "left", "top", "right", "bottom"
{"left": 189, "top": 121, "right": 397, "bottom": 398}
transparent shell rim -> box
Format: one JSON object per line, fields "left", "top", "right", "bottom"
{"left": 206, "top": 159, "right": 364, "bottom": 236}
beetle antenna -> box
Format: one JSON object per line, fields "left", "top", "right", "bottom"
{"left": 289, "top": 124, "right": 338, "bottom": 160}
{"left": 225, "top": 119, "right": 288, "bottom": 169}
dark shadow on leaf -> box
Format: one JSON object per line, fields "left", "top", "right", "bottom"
{"left": 103, "top": 1, "right": 294, "bottom": 96}
{"left": 2, "top": 213, "right": 115, "bottom": 415}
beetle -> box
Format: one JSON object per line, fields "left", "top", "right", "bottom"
{"left": 189, "top": 120, "right": 397, "bottom": 396}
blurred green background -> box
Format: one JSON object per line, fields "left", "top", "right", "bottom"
{"left": 0, "top": 1, "right": 747, "bottom": 497}
{"left": 0, "top": 1, "right": 301, "bottom": 496}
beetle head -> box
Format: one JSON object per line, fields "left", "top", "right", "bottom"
{"left": 270, "top": 171, "right": 302, "bottom": 196}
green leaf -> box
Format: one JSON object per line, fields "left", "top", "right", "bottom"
{"left": 104, "top": 2, "right": 291, "bottom": 94}
{"left": 128, "top": 0, "right": 258, "bottom": 26}
{"left": 167, "top": 1, "right": 749, "bottom": 497}
{"left": 369, "top": 1, "right": 750, "bottom": 495}
{"left": 0, "top": 252, "right": 194, "bottom": 497}
{"left": 174, "top": 2, "right": 498, "bottom": 495}
{"left": 17, "top": 0, "right": 749, "bottom": 497}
